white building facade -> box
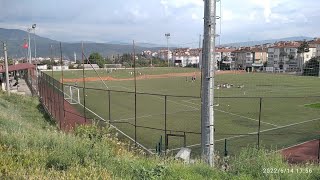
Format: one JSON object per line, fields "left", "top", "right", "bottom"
{"left": 267, "top": 42, "right": 316, "bottom": 72}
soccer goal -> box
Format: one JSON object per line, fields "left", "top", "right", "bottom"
{"left": 64, "top": 85, "right": 80, "bottom": 105}
{"left": 104, "top": 64, "right": 122, "bottom": 73}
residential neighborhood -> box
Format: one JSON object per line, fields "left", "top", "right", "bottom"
{"left": 1, "top": 38, "right": 320, "bottom": 75}
{"left": 141, "top": 38, "right": 320, "bottom": 73}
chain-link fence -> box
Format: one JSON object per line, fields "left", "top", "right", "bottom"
{"left": 37, "top": 71, "right": 320, "bottom": 159}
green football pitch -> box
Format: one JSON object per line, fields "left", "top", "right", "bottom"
{"left": 47, "top": 68, "right": 320, "bottom": 156}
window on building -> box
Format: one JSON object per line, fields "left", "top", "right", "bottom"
{"left": 274, "top": 55, "right": 278, "bottom": 58}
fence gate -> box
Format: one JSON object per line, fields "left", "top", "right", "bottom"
{"left": 165, "top": 133, "right": 186, "bottom": 153}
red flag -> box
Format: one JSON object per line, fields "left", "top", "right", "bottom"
{"left": 23, "top": 43, "right": 28, "bottom": 49}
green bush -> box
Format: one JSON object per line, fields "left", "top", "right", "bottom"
{"left": 1, "top": 93, "right": 320, "bottom": 179}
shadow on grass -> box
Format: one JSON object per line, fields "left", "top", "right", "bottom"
{"left": 37, "top": 103, "right": 56, "bottom": 126}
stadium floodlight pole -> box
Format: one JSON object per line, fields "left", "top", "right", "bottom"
{"left": 2, "top": 42, "right": 10, "bottom": 96}
{"left": 201, "top": 0, "right": 216, "bottom": 167}
{"left": 32, "top": 24, "right": 37, "bottom": 59}
{"left": 27, "top": 28, "right": 32, "bottom": 64}
{"left": 32, "top": 24, "right": 38, "bottom": 77}
{"left": 165, "top": 33, "right": 170, "bottom": 67}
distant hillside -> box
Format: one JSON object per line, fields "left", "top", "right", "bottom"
{"left": 222, "top": 36, "right": 314, "bottom": 47}
{"left": 1, "top": 28, "right": 316, "bottom": 59}
{"left": 0, "top": 28, "right": 165, "bottom": 60}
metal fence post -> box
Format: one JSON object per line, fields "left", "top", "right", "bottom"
{"left": 53, "top": 79, "right": 57, "bottom": 119}
{"left": 134, "top": 92, "right": 137, "bottom": 147}
{"left": 58, "top": 81, "right": 61, "bottom": 129}
{"left": 83, "top": 87, "right": 87, "bottom": 123}
{"left": 257, "top": 97, "right": 262, "bottom": 150}
{"left": 318, "top": 138, "right": 320, "bottom": 163}
{"left": 108, "top": 90, "right": 111, "bottom": 126}
{"left": 59, "top": 42, "right": 66, "bottom": 129}
{"left": 164, "top": 95, "right": 167, "bottom": 154}
{"left": 184, "top": 132, "right": 186, "bottom": 147}
{"left": 50, "top": 76, "right": 53, "bottom": 116}
{"left": 44, "top": 76, "right": 48, "bottom": 105}
{"left": 224, "top": 139, "right": 228, "bottom": 157}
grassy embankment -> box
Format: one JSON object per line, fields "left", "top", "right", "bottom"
{"left": 0, "top": 92, "right": 320, "bottom": 179}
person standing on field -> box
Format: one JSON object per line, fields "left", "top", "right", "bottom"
{"left": 192, "top": 73, "right": 196, "bottom": 82}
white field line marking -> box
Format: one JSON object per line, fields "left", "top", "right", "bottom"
{"left": 170, "top": 117, "right": 320, "bottom": 151}
{"left": 170, "top": 143, "right": 201, "bottom": 151}
{"left": 215, "top": 109, "right": 278, "bottom": 127}
{"left": 182, "top": 99, "right": 278, "bottom": 127}
{"left": 279, "top": 139, "right": 318, "bottom": 152}
{"left": 215, "top": 117, "right": 320, "bottom": 142}
{"left": 110, "top": 109, "right": 199, "bottom": 123}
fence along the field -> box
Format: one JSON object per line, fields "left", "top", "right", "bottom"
{"left": 38, "top": 72, "right": 154, "bottom": 154}
{"left": 38, "top": 71, "right": 320, "bottom": 157}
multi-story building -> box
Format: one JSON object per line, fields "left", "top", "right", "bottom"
{"left": 308, "top": 38, "right": 320, "bottom": 57}
{"left": 267, "top": 41, "right": 316, "bottom": 72}
{"left": 215, "top": 48, "right": 236, "bottom": 70}
{"left": 251, "top": 48, "right": 268, "bottom": 71}
{"left": 142, "top": 50, "right": 153, "bottom": 58}
{"left": 233, "top": 47, "right": 267, "bottom": 71}
{"left": 172, "top": 48, "right": 201, "bottom": 67}
{"left": 158, "top": 49, "right": 172, "bottom": 61}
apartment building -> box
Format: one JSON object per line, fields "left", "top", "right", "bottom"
{"left": 308, "top": 38, "right": 320, "bottom": 57}
{"left": 233, "top": 47, "right": 267, "bottom": 71}
{"left": 158, "top": 49, "right": 172, "bottom": 61}
{"left": 172, "top": 48, "right": 201, "bottom": 67}
{"left": 267, "top": 41, "right": 316, "bottom": 72}
{"left": 215, "top": 48, "right": 235, "bottom": 69}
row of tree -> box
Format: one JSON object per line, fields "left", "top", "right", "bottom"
{"left": 86, "top": 52, "right": 170, "bottom": 68}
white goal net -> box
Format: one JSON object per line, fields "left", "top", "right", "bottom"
{"left": 64, "top": 85, "right": 80, "bottom": 104}
{"left": 104, "top": 64, "right": 122, "bottom": 73}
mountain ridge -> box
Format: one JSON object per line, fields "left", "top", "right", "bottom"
{"left": 0, "top": 28, "right": 315, "bottom": 59}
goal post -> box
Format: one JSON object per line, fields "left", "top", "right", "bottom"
{"left": 63, "top": 85, "right": 80, "bottom": 105}
{"left": 104, "top": 64, "right": 122, "bottom": 73}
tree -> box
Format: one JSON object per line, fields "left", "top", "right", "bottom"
{"left": 303, "top": 57, "right": 320, "bottom": 76}
{"left": 297, "top": 40, "right": 310, "bottom": 73}
{"left": 88, "top": 52, "right": 105, "bottom": 68}
{"left": 263, "top": 61, "right": 268, "bottom": 67}
{"left": 8, "top": 58, "right": 14, "bottom": 65}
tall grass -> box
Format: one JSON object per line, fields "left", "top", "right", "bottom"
{"left": 0, "top": 92, "right": 319, "bottom": 179}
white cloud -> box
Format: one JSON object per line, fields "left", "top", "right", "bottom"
{"left": 160, "top": 0, "right": 203, "bottom": 8}
{"left": 191, "top": 13, "right": 201, "bottom": 21}
{"left": 222, "top": 10, "right": 234, "bottom": 21}
{"left": 1, "top": 0, "right": 319, "bottom": 44}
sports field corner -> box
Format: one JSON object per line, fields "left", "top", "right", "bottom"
{"left": 44, "top": 67, "right": 320, "bottom": 161}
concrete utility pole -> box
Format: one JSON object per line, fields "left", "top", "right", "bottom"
{"left": 3, "top": 42, "right": 10, "bottom": 96}
{"left": 201, "top": 0, "right": 216, "bottom": 167}
{"left": 165, "top": 33, "right": 170, "bottom": 67}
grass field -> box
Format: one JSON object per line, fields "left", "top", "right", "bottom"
{"left": 46, "top": 67, "right": 320, "bottom": 156}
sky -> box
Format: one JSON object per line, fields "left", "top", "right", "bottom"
{"left": 0, "top": 0, "right": 319, "bottom": 46}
